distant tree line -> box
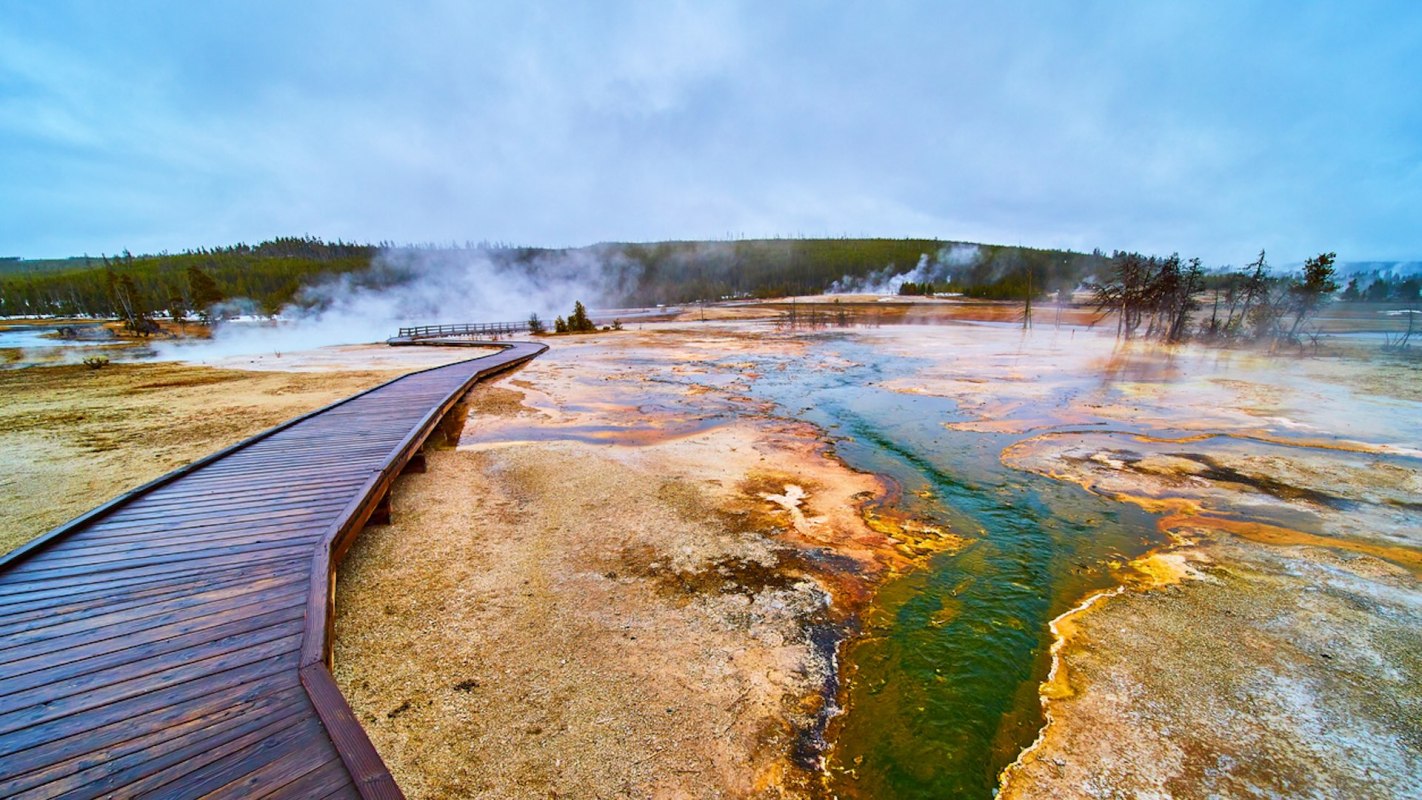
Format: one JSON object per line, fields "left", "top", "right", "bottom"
{"left": 898, "top": 281, "right": 941, "bottom": 296}
{"left": 584, "top": 238, "right": 961, "bottom": 304}
{"left": 3, "top": 236, "right": 1107, "bottom": 318}
{"left": 0, "top": 237, "right": 374, "bottom": 319}
{"left": 1338, "top": 272, "right": 1422, "bottom": 303}
{"left": 3, "top": 236, "right": 1414, "bottom": 345}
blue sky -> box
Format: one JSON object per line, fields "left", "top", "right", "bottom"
{"left": 2, "top": 1, "right": 1419, "bottom": 264}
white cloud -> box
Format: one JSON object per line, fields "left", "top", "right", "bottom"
{"left": 1, "top": 1, "right": 1419, "bottom": 264}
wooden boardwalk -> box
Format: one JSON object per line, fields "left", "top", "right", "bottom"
{"left": 0, "top": 341, "right": 546, "bottom": 799}
{"left": 394, "top": 322, "right": 530, "bottom": 341}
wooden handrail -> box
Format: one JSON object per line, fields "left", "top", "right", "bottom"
{"left": 397, "top": 322, "right": 530, "bottom": 339}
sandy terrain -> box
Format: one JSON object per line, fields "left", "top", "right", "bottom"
{"left": 0, "top": 345, "right": 475, "bottom": 554}
{"left": 331, "top": 327, "right": 949, "bottom": 798}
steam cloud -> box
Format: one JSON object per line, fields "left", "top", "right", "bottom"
{"left": 153, "top": 247, "right": 626, "bottom": 361}
{"left": 828, "top": 244, "right": 981, "bottom": 295}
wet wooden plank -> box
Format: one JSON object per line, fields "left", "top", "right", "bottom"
{"left": 36, "top": 703, "right": 312, "bottom": 800}
{"left": 0, "top": 557, "right": 305, "bottom": 609}
{"left": 301, "top": 664, "right": 406, "bottom": 800}
{"left": 58, "top": 515, "right": 332, "bottom": 548}
{"left": 260, "top": 755, "right": 357, "bottom": 800}
{"left": 91, "top": 497, "right": 356, "bottom": 529}
{"left": 4, "top": 533, "right": 327, "bottom": 579}
{"left": 0, "top": 617, "right": 304, "bottom": 717}
{"left": 117, "top": 474, "right": 372, "bottom": 504}
{"left": 110, "top": 476, "right": 373, "bottom": 507}
{"left": 0, "top": 652, "right": 300, "bottom": 761}
{"left": 12, "top": 505, "right": 347, "bottom": 544}
{"left": 0, "top": 567, "right": 302, "bottom": 646}
{"left": 1, "top": 541, "right": 319, "bottom": 584}
{"left": 319, "top": 784, "right": 364, "bottom": 800}
{"left": 180, "top": 449, "right": 401, "bottom": 471}
{"left": 0, "top": 674, "right": 303, "bottom": 793}
{"left": 0, "top": 631, "right": 305, "bottom": 738}
{"left": 8, "top": 528, "right": 328, "bottom": 574}
{"left": 197, "top": 729, "right": 342, "bottom": 800}
{"left": 0, "top": 571, "right": 308, "bottom": 654}
{"left": 0, "top": 560, "right": 300, "bottom": 627}
{"left": 26, "top": 524, "right": 335, "bottom": 566}
{"left": 123, "top": 713, "right": 332, "bottom": 799}
{"left": 0, "top": 553, "right": 310, "bottom": 604}
{"left": 0, "top": 604, "right": 307, "bottom": 698}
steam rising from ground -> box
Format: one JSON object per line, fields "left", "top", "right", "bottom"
{"left": 154, "top": 247, "right": 622, "bottom": 361}
{"left": 829, "top": 244, "right": 981, "bottom": 294}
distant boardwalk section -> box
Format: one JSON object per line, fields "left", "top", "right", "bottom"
{"left": 391, "top": 321, "right": 532, "bottom": 343}
{"left": 0, "top": 340, "right": 546, "bottom": 799}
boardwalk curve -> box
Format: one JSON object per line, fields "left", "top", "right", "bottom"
{"left": 0, "top": 341, "right": 546, "bottom": 799}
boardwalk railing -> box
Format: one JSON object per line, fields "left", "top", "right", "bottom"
{"left": 397, "top": 322, "right": 529, "bottom": 339}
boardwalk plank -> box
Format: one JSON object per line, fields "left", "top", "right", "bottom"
{"left": 0, "top": 571, "right": 308, "bottom": 654}
{"left": 6, "top": 533, "right": 327, "bottom": 576}
{"left": 1, "top": 540, "right": 320, "bottom": 585}
{"left": 258, "top": 756, "right": 356, "bottom": 800}
{"left": 25, "top": 524, "right": 335, "bottom": 566}
{"left": 121, "top": 475, "right": 372, "bottom": 504}
{"left": 200, "top": 734, "right": 341, "bottom": 800}
{"left": 0, "top": 550, "right": 310, "bottom": 598}
{"left": 109, "top": 479, "right": 372, "bottom": 511}
{"left": 319, "top": 785, "right": 364, "bottom": 800}
{"left": 0, "top": 604, "right": 306, "bottom": 695}
{"left": 0, "top": 631, "right": 305, "bottom": 737}
{"left": 18, "top": 696, "right": 310, "bottom": 800}
{"left": 0, "top": 616, "right": 304, "bottom": 717}
{"left": 88, "top": 497, "right": 355, "bottom": 529}
{"left": 0, "top": 674, "right": 302, "bottom": 792}
{"left": 0, "top": 653, "right": 300, "bottom": 760}
{"left": 0, "top": 558, "right": 298, "bottom": 624}
{"left": 7, "top": 505, "right": 348, "bottom": 545}
{"left": 0, "top": 558, "right": 306, "bottom": 609}
{"left": 51, "top": 515, "right": 332, "bottom": 549}
{"left": 127, "top": 713, "right": 330, "bottom": 799}
{"left": 0, "top": 563, "right": 302, "bottom": 634}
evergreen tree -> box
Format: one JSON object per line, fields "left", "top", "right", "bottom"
{"left": 186, "top": 266, "right": 224, "bottom": 322}
{"left": 1340, "top": 276, "right": 1360, "bottom": 301}
{"left": 568, "top": 300, "right": 595, "bottom": 332}
{"left": 1285, "top": 252, "right": 1338, "bottom": 341}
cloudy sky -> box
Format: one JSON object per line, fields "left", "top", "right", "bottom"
{"left": 2, "top": 1, "right": 1419, "bottom": 264}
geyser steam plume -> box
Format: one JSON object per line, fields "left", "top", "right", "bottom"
{"left": 828, "top": 243, "right": 982, "bottom": 294}
{"left": 154, "top": 246, "right": 622, "bottom": 361}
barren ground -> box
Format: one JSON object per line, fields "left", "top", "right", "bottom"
{"left": 331, "top": 327, "right": 936, "bottom": 799}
